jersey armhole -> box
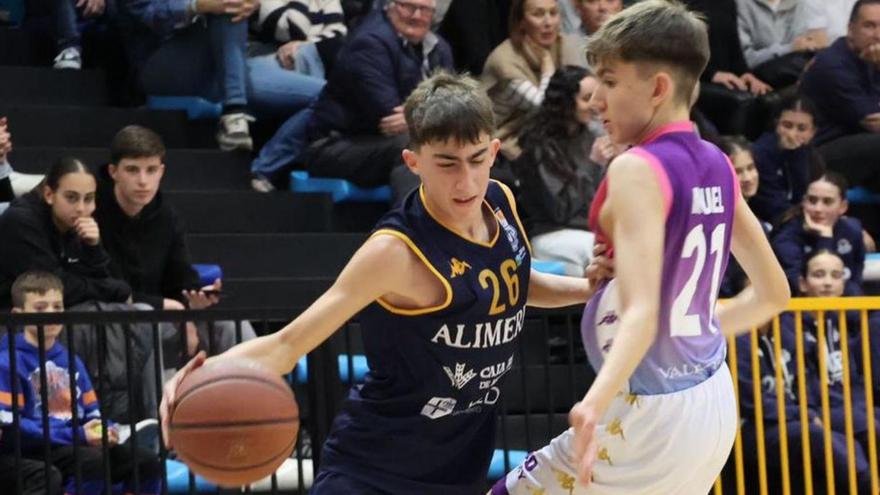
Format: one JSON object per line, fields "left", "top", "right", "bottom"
{"left": 492, "top": 179, "right": 533, "bottom": 255}
{"left": 624, "top": 147, "right": 674, "bottom": 220}
{"left": 369, "top": 229, "right": 454, "bottom": 316}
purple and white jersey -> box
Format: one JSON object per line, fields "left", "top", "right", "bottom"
{"left": 583, "top": 121, "right": 740, "bottom": 395}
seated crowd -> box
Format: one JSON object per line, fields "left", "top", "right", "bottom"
{"left": 1, "top": 0, "right": 880, "bottom": 493}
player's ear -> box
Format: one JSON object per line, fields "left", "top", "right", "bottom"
{"left": 402, "top": 148, "right": 420, "bottom": 176}
{"left": 651, "top": 72, "right": 673, "bottom": 107}
{"left": 489, "top": 139, "right": 501, "bottom": 167}
{"left": 798, "top": 276, "right": 808, "bottom": 295}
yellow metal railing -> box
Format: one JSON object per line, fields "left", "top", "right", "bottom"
{"left": 714, "top": 297, "right": 880, "bottom": 495}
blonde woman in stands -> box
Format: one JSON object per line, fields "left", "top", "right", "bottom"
{"left": 481, "top": 0, "right": 587, "bottom": 161}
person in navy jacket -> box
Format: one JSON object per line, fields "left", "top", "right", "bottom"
{"left": 772, "top": 172, "right": 871, "bottom": 295}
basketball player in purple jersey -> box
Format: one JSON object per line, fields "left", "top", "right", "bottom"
{"left": 494, "top": 1, "right": 790, "bottom": 494}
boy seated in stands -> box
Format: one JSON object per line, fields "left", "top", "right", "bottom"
{"left": 0, "top": 271, "right": 161, "bottom": 495}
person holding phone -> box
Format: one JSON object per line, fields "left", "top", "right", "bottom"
{"left": 94, "top": 125, "right": 256, "bottom": 357}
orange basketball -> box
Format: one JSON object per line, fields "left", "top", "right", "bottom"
{"left": 169, "top": 359, "right": 300, "bottom": 486}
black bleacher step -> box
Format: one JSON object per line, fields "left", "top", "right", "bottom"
{"left": 495, "top": 414, "right": 569, "bottom": 452}
{"left": 0, "top": 66, "right": 109, "bottom": 106}
{"left": 220, "top": 278, "right": 333, "bottom": 309}
{"left": 0, "top": 27, "right": 53, "bottom": 66}
{"left": 0, "top": 105, "right": 215, "bottom": 148}
{"left": 187, "top": 233, "right": 364, "bottom": 278}
{"left": 164, "top": 191, "right": 334, "bottom": 234}
{"left": 9, "top": 147, "right": 251, "bottom": 190}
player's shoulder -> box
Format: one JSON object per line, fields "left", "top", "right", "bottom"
{"left": 364, "top": 228, "right": 424, "bottom": 270}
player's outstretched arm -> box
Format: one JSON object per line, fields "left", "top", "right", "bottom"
{"left": 526, "top": 270, "right": 592, "bottom": 308}
{"left": 160, "top": 234, "right": 413, "bottom": 446}
{"left": 569, "top": 154, "right": 665, "bottom": 486}
{"left": 212, "top": 234, "right": 413, "bottom": 372}
{"left": 716, "top": 195, "right": 790, "bottom": 336}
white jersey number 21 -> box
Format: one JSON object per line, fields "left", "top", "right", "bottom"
{"left": 670, "top": 223, "right": 726, "bottom": 337}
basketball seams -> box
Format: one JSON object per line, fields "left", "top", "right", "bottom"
{"left": 176, "top": 430, "right": 299, "bottom": 474}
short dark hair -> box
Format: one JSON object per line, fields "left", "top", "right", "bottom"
{"left": 586, "top": 0, "right": 709, "bottom": 104}
{"left": 110, "top": 125, "right": 166, "bottom": 164}
{"left": 850, "top": 0, "right": 880, "bottom": 23}
{"left": 801, "top": 249, "right": 845, "bottom": 278}
{"left": 717, "top": 135, "right": 751, "bottom": 158}
{"left": 404, "top": 71, "right": 495, "bottom": 149}
{"left": 11, "top": 271, "right": 63, "bottom": 308}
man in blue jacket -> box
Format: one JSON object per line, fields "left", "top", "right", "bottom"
{"left": 304, "top": 0, "right": 453, "bottom": 197}
{"left": 801, "top": 0, "right": 880, "bottom": 192}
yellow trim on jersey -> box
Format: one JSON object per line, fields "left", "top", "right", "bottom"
{"left": 369, "top": 229, "right": 454, "bottom": 316}
{"left": 492, "top": 179, "right": 533, "bottom": 255}
{"left": 418, "top": 185, "right": 500, "bottom": 248}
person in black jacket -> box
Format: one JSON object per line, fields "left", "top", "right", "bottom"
{"left": 513, "top": 65, "right": 609, "bottom": 276}
{"left": 94, "top": 126, "right": 255, "bottom": 356}
{"left": 0, "top": 158, "right": 131, "bottom": 309}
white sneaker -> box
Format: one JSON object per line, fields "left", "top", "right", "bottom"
{"left": 217, "top": 112, "right": 255, "bottom": 152}
{"left": 251, "top": 175, "right": 275, "bottom": 193}
{"left": 53, "top": 47, "right": 82, "bottom": 70}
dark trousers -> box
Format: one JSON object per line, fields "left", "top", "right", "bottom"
{"left": 819, "top": 133, "right": 880, "bottom": 192}
{"left": 44, "top": 444, "right": 161, "bottom": 495}
{"left": 0, "top": 454, "right": 63, "bottom": 495}
{"left": 742, "top": 420, "right": 871, "bottom": 495}
{"left": 303, "top": 132, "right": 410, "bottom": 188}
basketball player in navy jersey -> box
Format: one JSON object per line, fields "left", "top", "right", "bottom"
{"left": 160, "top": 72, "right": 605, "bottom": 495}
{"left": 494, "top": 1, "right": 791, "bottom": 494}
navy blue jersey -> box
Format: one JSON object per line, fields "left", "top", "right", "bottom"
{"left": 317, "top": 180, "right": 532, "bottom": 494}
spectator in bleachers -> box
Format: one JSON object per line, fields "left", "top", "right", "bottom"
{"left": 772, "top": 172, "right": 868, "bottom": 296}
{"left": 718, "top": 135, "right": 762, "bottom": 297}
{"left": 749, "top": 96, "right": 821, "bottom": 226}
{"left": 251, "top": 0, "right": 347, "bottom": 81}
{"left": 0, "top": 456, "right": 62, "bottom": 495}
{"left": 0, "top": 271, "right": 161, "bottom": 495}
{"left": 0, "top": 157, "right": 131, "bottom": 309}
{"left": 684, "top": 0, "right": 771, "bottom": 96}
{"left": 119, "top": 0, "right": 321, "bottom": 151}
{"left": 513, "top": 65, "right": 607, "bottom": 276}
{"left": 735, "top": 0, "right": 823, "bottom": 88}
{"left": 556, "top": 0, "right": 581, "bottom": 34}
{"left": 735, "top": 310, "right": 867, "bottom": 495}
{"left": 801, "top": 0, "right": 858, "bottom": 44}
{"left": 481, "top": 0, "right": 587, "bottom": 161}
{"left": 95, "top": 125, "right": 256, "bottom": 355}
{"left": 247, "top": 0, "right": 348, "bottom": 192}
{"left": 294, "top": 0, "right": 453, "bottom": 198}
{"left": 51, "top": 0, "right": 107, "bottom": 69}
{"left": 793, "top": 249, "right": 879, "bottom": 485}
{"left": 438, "top": 0, "right": 510, "bottom": 75}
{"left": 0, "top": 117, "right": 12, "bottom": 207}
{"left": 800, "top": 0, "right": 880, "bottom": 193}
{"left": 0, "top": 118, "right": 43, "bottom": 205}
{"left": 573, "top": 0, "right": 621, "bottom": 37}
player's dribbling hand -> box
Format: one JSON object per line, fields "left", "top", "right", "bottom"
{"left": 569, "top": 400, "right": 600, "bottom": 487}
{"left": 160, "top": 351, "right": 207, "bottom": 448}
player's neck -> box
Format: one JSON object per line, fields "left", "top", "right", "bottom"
{"left": 439, "top": 203, "right": 495, "bottom": 243}
{"left": 635, "top": 105, "right": 692, "bottom": 144}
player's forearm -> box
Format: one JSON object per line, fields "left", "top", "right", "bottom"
{"left": 580, "top": 309, "right": 657, "bottom": 414}
{"left": 526, "top": 270, "right": 592, "bottom": 308}
{"left": 717, "top": 285, "right": 789, "bottom": 337}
